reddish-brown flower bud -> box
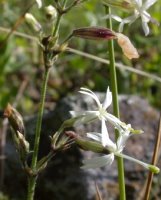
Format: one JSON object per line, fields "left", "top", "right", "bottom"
{"left": 72, "top": 27, "right": 117, "bottom": 40}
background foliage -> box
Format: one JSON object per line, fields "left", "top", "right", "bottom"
{"left": 0, "top": 0, "right": 160, "bottom": 113}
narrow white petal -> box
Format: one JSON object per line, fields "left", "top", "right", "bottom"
{"left": 102, "top": 87, "right": 112, "bottom": 109}
{"left": 70, "top": 111, "right": 98, "bottom": 117}
{"left": 133, "top": 0, "right": 142, "bottom": 7}
{"left": 101, "top": 120, "right": 109, "bottom": 146}
{"left": 101, "top": 120, "right": 116, "bottom": 149}
{"left": 102, "top": 14, "right": 123, "bottom": 22}
{"left": 105, "top": 113, "right": 122, "bottom": 128}
{"left": 142, "top": 21, "right": 150, "bottom": 36}
{"left": 81, "top": 154, "right": 114, "bottom": 169}
{"left": 117, "top": 134, "right": 129, "bottom": 152}
{"left": 143, "top": 0, "right": 157, "bottom": 10}
{"left": 79, "top": 88, "right": 101, "bottom": 107}
{"left": 118, "top": 15, "right": 137, "bottom": 32}
{"left": 87, "top": 132, "right": 102, "bottom": 142}
{"left": 36, "top": 0, "right": 42, "bottom": 8}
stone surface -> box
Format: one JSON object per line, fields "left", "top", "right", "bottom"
{"left": 3, "top": 94, "right": 161, "bottom": 200}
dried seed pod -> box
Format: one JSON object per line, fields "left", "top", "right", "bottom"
{"left": 116, "top": 33, "right": 139, "bottom": 59}
{"left": 4, "top": 104, "right": 25, "bottom": 135}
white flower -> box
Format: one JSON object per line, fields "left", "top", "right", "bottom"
{"left": 36, "top": 0, "right": 42, "bottom": 8}
{"left": 103, "top": 0, "right": 158, "bottom": 36}
{"left": 82, "top": 121, "right": 131, "bottom": 169}
{"left": 70, "top": 87, "right": 125, "bottom": 146}
{"left": 81, "top": 123, "right": 159, "bottom": 173}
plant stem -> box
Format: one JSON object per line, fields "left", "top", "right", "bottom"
{"left": 144, "top": 114, "right": 161, "bottom": 200}
{"left": 52, "top": 13, "right": 61, "bottom": 36}
{"left": 105, "top": 6, "right": 126, "bottom": 200}
{"left": 27, "top": 68, "right": 50, "bottom": 200}
{"left": 52, "top": 0, "right": 67, "bottom": 36}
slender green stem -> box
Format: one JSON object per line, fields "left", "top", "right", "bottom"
{"left": 52, "top": 13, "right": 62, "bottom": 36}
{"left": 52, "top": 0, "right": 67, "bottom": 36}
{"left": 31, "top": 68, "right": 50, "bottom": 169}
{"left": 105, "top": 6, "right": 126, "bottom": 200}
{"left": 27, "top": 68, "right": 50, "bottom": 200}
{"left": 27, "top": 176, "right": 37, "bottom": 200}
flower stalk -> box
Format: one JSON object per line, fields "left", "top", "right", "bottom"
{"left": 105, "top": 5, "right": 126, "bottom": 200}
{"left": 27, "top": 67, "right": 50, "bottom": 200}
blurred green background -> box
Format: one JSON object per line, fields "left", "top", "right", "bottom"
{"left": 0, "top": 0, "right": 161, "bottom": 115}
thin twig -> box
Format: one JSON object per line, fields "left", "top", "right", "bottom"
{"left": 0, "top": 27, "right": 38, "bottom": 41}
{"left": 143, "top": 113, "right": 161, "bottom": 200}
{"left": 66, "top": 47, "right": 161, "bottom": 84}
{"left": 0, "top": 27, "right": 161, "bottom": 84}
{"left": 95, "top": 182, "right": 103, "bottom": 200}
{"left": 0, "top": 2, "right": 35, "bottom": 48}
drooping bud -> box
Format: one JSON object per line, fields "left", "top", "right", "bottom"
{"left": 72, "top": 27, "right": 117, "bottom": 40}
{"left": 25, "top": 13, "right": 42, "bottom": 32}
{"left": 116, "top": 33, "right": 139, "bottom": 59}
{"left": 4, "top": 104, "right": 25, "bottom": 135}
{"left": 44, "top": 5, "right": 57, "bottom": 20}
{"left": 65, "top": 131, "right": 110, "bottom": 154}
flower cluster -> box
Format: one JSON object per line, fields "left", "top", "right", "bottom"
{"left": 70, "top": 87, "right": 159, "bottom": 173}
{"left": 103, "top": 0, "right": 158, "bottom": 36}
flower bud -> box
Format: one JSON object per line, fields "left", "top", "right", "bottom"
{"left": 72, "top": 27, "right": 117, "bottom": 40}
{"left": 36, "top": 0, "right": 42, "bottom": 8}
{"left": 116, "top": 33, "right": 139, "bottom": 59}
{"left": 25, "top": 13, "right": 42, "bottom": 32}
{"left": 44, "top": 5, "right": 57, "bottom": 20}
{"left": 148, "top": 164, "right": 160, "bottom": 174}
{"left": 66, "top": 131, "right": 109, "bottom": 154}
{"left": 4, "top": 104, "right": 25, "bottom": 135}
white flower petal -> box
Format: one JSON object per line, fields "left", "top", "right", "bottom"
{"left": 87, "top": 132, "right": 102, "bottom": 142}
{"left": 135, "top": 0, "right": 142, "bottom": 7}
{"left": 102, "top": 87, "right": 112, "bottom": 109}
{"left": 141, "top": 11, "right": 151, "bottom": 23}
{"left": 70, "top": 111, "right": 98, "bottom": 117}
{"left": 143, "top": 0, "right": 157, "bottom": 10}
{"left": 69, "top": 111, "right": 98, "bottom": 125}
{"left": 105, "top": 113, "right": 123, "bottom": 129}
{"left": 142, "top": 21, "right": 150, "bottom": 36}
{"left": 101, "top": 120, "right": 116, "bottom": 150}
{"left": 79, "top": 88, "right": 101, "bottom": 107}
{"left": 36, "top": 0, "right": 42, "bottom": 8}
{"left": 117, "top": 134, "right": 129, "bottom": 152}
{"left": 101, "top": 120, "right": 109, "bottom": 146}
{"left": 81, "top": 154, "right": 114, "bottom": 169}
{"left": 80, "top": 114, "right": 98, "bottom": 124}
{"left": 102, "top": 14, "right": 123, "bottom": 22}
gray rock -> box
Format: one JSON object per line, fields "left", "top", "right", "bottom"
{"left": 3, "top": 94, "right": 161, "bottom": 200}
